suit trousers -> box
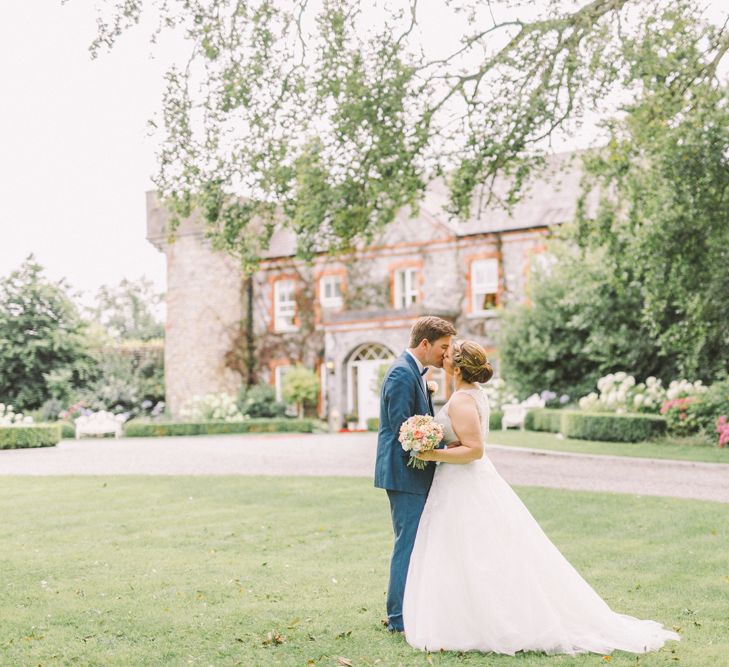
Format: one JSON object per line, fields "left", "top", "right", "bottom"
{"left": 385, "top": 489, "right": 428, "bottom": 632}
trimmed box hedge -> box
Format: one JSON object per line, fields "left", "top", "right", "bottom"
{"left": 123, "top": 418, "right": 316, "bottom": 437}
{"left": 524, "top": 408, "right": 563, "bottom": 433}
{"left": 0, "top": 424, "right": 61, "bottom": 449}
{"left": 560, "top": 411, "right": 667, "bottom": 443}
{"left": 369, "top": 411, "right": 501, "bottom": 434}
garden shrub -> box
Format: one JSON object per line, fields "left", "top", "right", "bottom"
{"left": 524, "top": 409, "right": 563, "bottom": 433}
{"left": 0, "top": 424, "right": 61, "bottom": 449}
{"left": 561, "top": 411, "right": 667, "bottom": 443}
{"left": 238, "top": 384, "right": 286, "bottom": 419}
{"left": 489, "top": 411, "right": 503, "bottom": 431}
{"left": 366, "top": 418, "right": 379, "bottom": 432}
{"left": 124, "top": 418, "right": 315, "bottom": 437}
{"left": 684, "top": 376, "right": 729, "bottom": 437}
{"left": 60, "top": 422, "right": 76, "bottom": 439}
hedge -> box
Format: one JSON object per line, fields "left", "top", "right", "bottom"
{"left": 123, "top": 418, "right": 316, "bottom": 437}
{"left": 560, "top": 411, "right": 667, "bottom": 443}
{"left": 0, "top": 424, "right": 61, "bottom": 449}
{"left": 368, "top": 412, "right": 501, "bottom": 434}
{"left": 524, "top": 408, "right": 563, "bottom": 433}
{"left": 60, "top": 422, "right": 75, "bottom": 439}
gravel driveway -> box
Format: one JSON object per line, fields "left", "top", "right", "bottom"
{"left": 1, "top": 432, "right": 728, "bottom": 503}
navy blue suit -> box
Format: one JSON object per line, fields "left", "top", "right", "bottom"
{"left": 374, "top": 352, "right": 435, "bottom": 631}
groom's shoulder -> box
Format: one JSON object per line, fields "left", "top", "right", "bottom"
{"left": 385, "top": 355, "right": 412, "bottom": 384}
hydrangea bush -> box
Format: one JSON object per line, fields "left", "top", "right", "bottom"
{"left": 481, "top": 378, "right": 519, "bottom": 411}
{"left": 179, "top": 393, "right": 245, "bottom": 422}
{"left": 0, "top": 403, "right": 33, "bottom": 426}
{"left": 577, "top": 372, "right": 707, "bottom": 415}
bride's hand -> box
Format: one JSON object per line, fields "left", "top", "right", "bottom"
{"left": 414, "top": 450, "right": 437, "bottom": 461}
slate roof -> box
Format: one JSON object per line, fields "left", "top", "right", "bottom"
{"left": 147, "top": 151, "right": 595, "bottom": 259}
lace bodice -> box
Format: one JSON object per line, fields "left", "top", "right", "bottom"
{"left": 435, "top": 387, "right": 490, "bottom": 446}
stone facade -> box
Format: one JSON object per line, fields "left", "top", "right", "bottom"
{"left": 147, "top": 153, "right": 589, "bottom": 425}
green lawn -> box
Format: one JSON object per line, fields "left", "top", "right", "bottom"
{"left": 490, "top": 429, "right": 729, "bottom": 464}
{"left": 1, "top": 477, "right": 727, "bottom": 666}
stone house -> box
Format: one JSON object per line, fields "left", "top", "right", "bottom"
{"left": 146, "top": 153, "right": 585, "bottom": 428}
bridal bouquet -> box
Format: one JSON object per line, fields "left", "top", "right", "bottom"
{"left": 399, "top": 415, "right": 443, "bottom": 470}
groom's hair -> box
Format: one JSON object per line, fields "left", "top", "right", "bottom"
{"left": 409, "top": 316, "right": 457, "bottom": 348}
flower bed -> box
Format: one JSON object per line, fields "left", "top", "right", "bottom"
{"left": 0, "top": 424, "right": 61, "bottom": 449}
{"left": 123, "top": 418, "right": 317, "bottom": 437}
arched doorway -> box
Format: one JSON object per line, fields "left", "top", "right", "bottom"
{"left": 347, "top": 343, "right": 395, "bottom": 429}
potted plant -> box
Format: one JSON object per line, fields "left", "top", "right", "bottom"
{"left": 344, "top": 412, "right": 359, "bottom": 430}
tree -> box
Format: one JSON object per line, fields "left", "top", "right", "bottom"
{"left": 574, "top": 8, "right": 729, "bottom": 380}
{"left": 281, "top": 365, "right": 319, "bottom": 418}
{"left": 0, "top": 257, "right": 97, "bottom": 411}
{"left": 89, "top": 277, "right": 164, "bottom": 341}
{"left": 81, "top": 0, "right": 729, "bottom": 268}
{"left": 499, "top": 245, "right": 673, "bottom": 399}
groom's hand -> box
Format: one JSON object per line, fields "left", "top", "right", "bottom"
{"left": 446, "top": 441, "right": 460, "bottom": 449}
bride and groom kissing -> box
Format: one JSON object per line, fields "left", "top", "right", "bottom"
{"left": 374, "top": 316, "right": 680, "bottom": 655}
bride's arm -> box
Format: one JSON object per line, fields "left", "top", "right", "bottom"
{"left": 415, "top": 394, "right": 483, "bottom": 464}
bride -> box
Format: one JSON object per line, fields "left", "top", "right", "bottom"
{"left": 402, "top": 340, "right": 680, "bottom": 655}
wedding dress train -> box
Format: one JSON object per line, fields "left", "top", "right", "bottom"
{"left": 402, "top": 388, "right": 680, "bottom": 655}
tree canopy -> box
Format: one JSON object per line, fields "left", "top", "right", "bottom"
{"left": 0, "top": 257, "right": 97, "bottom": 410}
{"left": 88, "top": 277, "right": 164, "bottom": 341}
{"left": 574, "top": 6, "right": 729, "bottom": 380}
{"left": 81, "top": 0, "right": 729, "bottom": 269}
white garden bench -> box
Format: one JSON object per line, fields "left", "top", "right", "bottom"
{"left": 501, "top": 394, "right": 546, "bottom": 430}
{"left": 75, "top": 411, "right": 127, "bottom": 439}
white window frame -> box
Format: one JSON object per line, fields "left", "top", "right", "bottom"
{"left": 273, "top": 279, "right": 298, "bottom": 332}
{"left": 319, "top": 274, "right": 343, "bottom": 309}
{"left": 394, "top": 268, "right": 418, "bottom": 310}
{"left": 533, "top": 251, "right": 557, "bottom": 278}
{"left": 274, "top": 365, "right": 292, "bottom": 402}
{"left": 471, "top": 259, "right": 499, "bottom": 313}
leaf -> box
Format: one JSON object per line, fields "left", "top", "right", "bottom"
{"left": 335, "top": 630, "right": 352, "bottom": 639}
{"left": 262, "top": 630, "right": 285, "bottom": 646}
{"left": 337, "top": 658, "right": 353, "bottom": 667}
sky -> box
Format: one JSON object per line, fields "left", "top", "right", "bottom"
{"left": 0, "top": 1, "right": 725, "bottom": 312}
{"left": 0, "top": 1, "right": 174, "bottom": 306}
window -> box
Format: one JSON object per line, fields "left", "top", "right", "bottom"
{"left": 274, "top": 365, "right": 292, "bottom": 402}
{"left": 471, "top": 259, "right": 499, "bottom": 312}
{"left": 532, "top": 251, "right": 557, "bottom": 278}
{"left": 274, "top": 279, "right": 297, "bottom": 332}
{"left": 394, "top": 268, "right": 418, "bottom": 309}
{"left": 319, "top": 274, "right": 343, "bottom": 309}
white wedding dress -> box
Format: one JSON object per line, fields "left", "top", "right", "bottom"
{"left": 402, "top": 387, "right": 680, "bottom": 655}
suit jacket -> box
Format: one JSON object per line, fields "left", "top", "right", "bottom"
{"left": 374, "top": 352, "right": 435, "bottom": 494}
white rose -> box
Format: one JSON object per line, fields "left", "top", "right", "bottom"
{"left": 427, "top": 381, "right": 438, "bottom": 394}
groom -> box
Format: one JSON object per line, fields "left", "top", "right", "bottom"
{"left": 374, "top": 315, "right": 457, "bottom": 634}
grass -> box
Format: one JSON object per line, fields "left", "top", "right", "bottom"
{"left": 1, "top": 477, "right": 727, "bottom": 666}
{"left": 489, "top": 429, "right": 729, "bottom": 464}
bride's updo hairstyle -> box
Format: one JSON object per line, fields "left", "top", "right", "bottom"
{"left": 452, "top": 340, "right": 494, "bottom": 384}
